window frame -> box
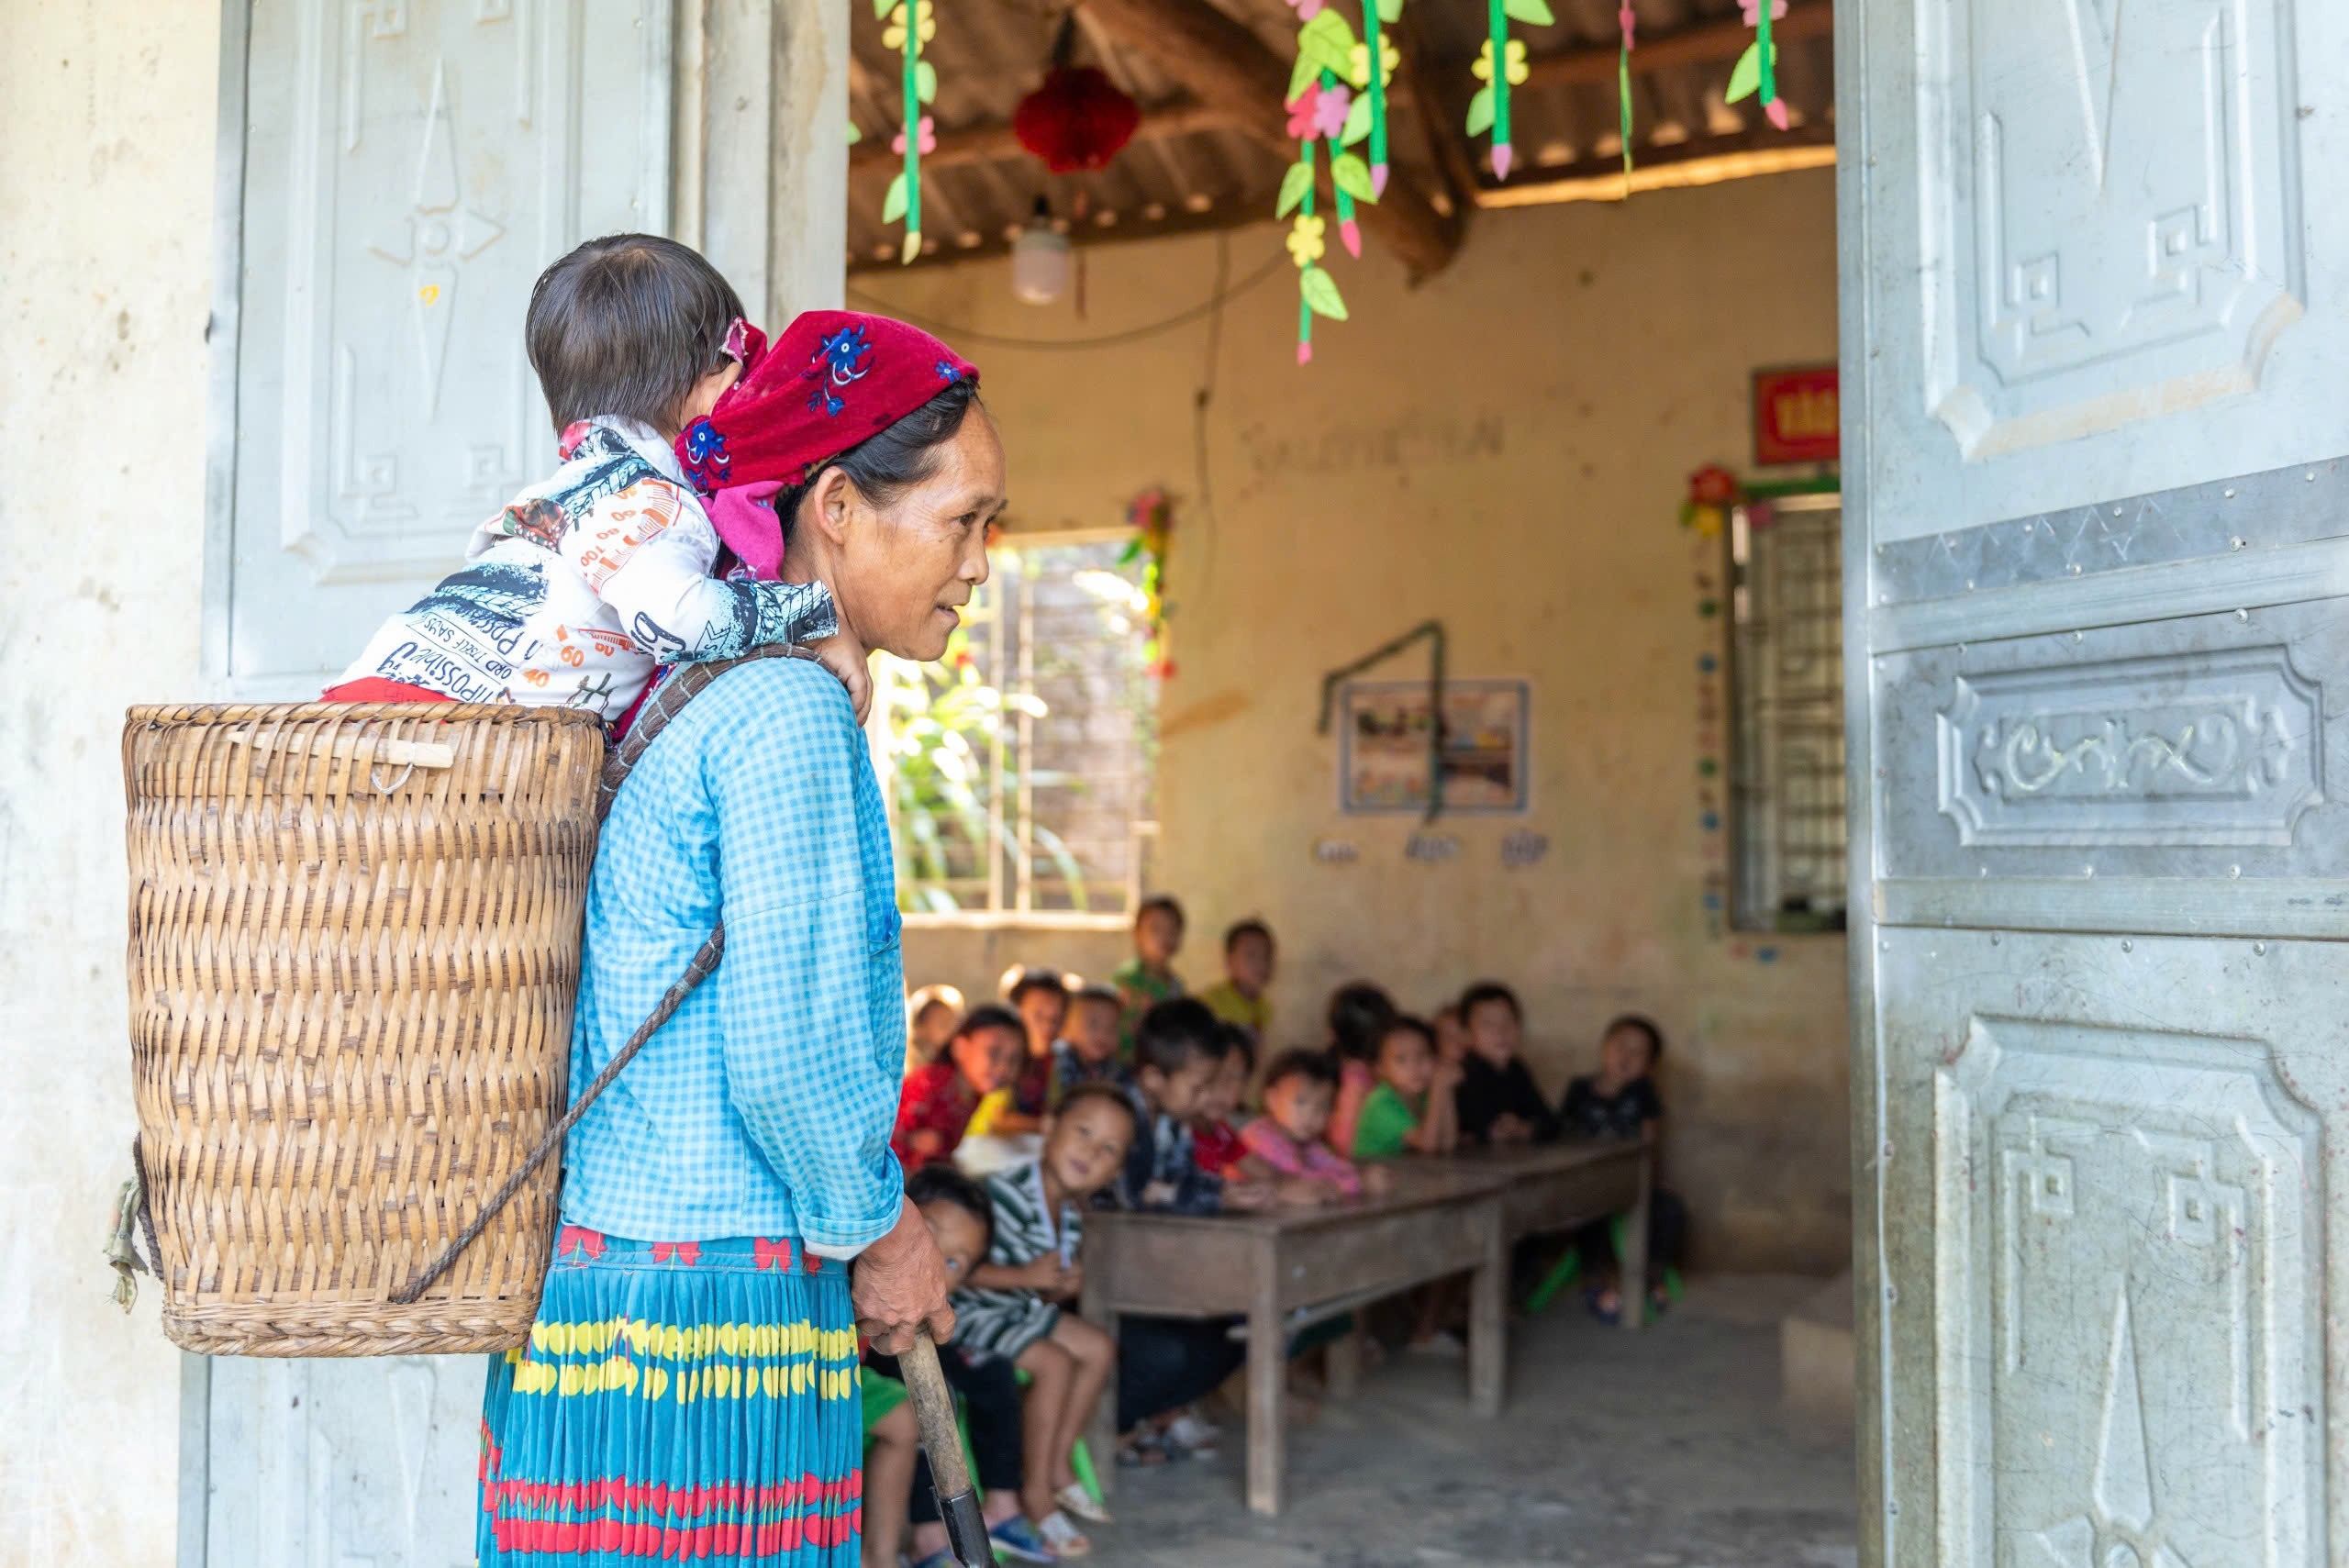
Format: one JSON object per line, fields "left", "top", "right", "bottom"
{"left": 873, "top": 526, "right": 1159, "bottom": 932}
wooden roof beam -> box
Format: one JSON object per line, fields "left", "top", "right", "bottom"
{"left": 849, "top": 98, "right": 1249, "bottom": 176}
{"left": 1521, "top": 0, "right": 1831, "bottom": 92}
{"left": 1074, "top": 0, "right": 1464, "bottom": 280}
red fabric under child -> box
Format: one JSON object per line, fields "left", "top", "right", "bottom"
{"left": 319, "top": 678, "right": 459, "bottom": 704}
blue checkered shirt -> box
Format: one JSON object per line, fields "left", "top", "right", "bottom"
{"left": 558, "top": 655, "right": 908, "bottom": 1257}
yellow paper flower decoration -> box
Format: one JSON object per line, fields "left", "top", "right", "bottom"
{"left": 1348, "top": 39, "right": 1400, "bottom": 89}
{"left": 882, "top": 0, "right": 936, "bottom": 49}
{"left": 1472, "top": 38, "right": 1530, "bottom": 86}
{"left": 1286, "top": 212, "right": 1327, "bottom": 267}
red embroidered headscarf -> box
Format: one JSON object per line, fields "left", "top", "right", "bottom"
{"left": 675, "top": 310, "right": 979, "bottom": 581}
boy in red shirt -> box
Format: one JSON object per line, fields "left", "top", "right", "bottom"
{"left": 893, "top": 1005, "right": 1026, "bottom": 1172}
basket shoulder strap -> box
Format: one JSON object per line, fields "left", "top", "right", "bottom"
{"left": 395, "top": 646, "right": 811, "bottom": 1306}
{"left": 597, "top": 643, "right": 817, "bottom": 822}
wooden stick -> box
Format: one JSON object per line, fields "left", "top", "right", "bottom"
{"left": 899, "top": 1333, "right": 996, "bottom": 1565}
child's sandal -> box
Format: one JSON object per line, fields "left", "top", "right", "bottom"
{"left": 1038, "top": 1510, "right": 1093, "bottom": 1557}
{"left": 1055, "top": 1481, "right": 1112, "bottom": 1524}
{"left": 986, "top": 1514, "right": 1060, "bottom": 1563}
{"left": 1115, "top": 1434, "right": 1169, "bottom": 1468}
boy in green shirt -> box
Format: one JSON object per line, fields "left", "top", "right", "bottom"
{"left": 1111, "top": 894, "right": 1187, "bottom": 1059}
{"left": 1352, "top": 1014, "right": 1461, "bottom": 1160}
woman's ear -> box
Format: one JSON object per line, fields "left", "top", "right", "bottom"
{"left": 803, "top": 467, "right": 859, "bottom": 549}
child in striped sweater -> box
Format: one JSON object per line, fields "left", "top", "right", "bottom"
{"left": 950, "top": 1083, "right": 1140, "bottom": 1555}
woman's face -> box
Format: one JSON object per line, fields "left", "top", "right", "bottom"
{"left": 831, "top": 412, "right": 1007, "bottom": 662}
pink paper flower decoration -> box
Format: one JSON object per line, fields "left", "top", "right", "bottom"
{"left": 1286, "top": 0, "right": 1324, "bottom": 17}
{"left": 1286, "top": 86, "right": 1319, "bottom": 140}
{"left": 1765, "top": 97, "right": 1790, "bottom": 129}
{"left": 1311, "top": 83, "right": 1353, "bottom": 140}
{"left": 891, "top": 116, "right": 938, "bottom": 155}
{"left": 1737, "top": 0, "right": 1787, "bottom": 19}
{"left": 1619, "top": 2, "right": 1637, "bottom": 47}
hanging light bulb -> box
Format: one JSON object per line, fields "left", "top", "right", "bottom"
{"left": 1010, "top": 195, "right": 1070, "bottom": 306}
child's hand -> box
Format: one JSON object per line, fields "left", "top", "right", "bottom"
{"left": 1220, "top": 1180, "right": 1275, "bottom": 1211}
{"left": 1432, "top": 1057, "right": 1464, "bottom": 1091}
{"left": 1275, "top": 1177, "right": 1330, "bottom": 1207}
{"left": 1490, "top": 1113, "right": 1532, "bottom": 1146}
{"left": 1141, "top": 1180, "right": 1179, "bottom": 1207}
{"left": 807, "top": 633, "right": 873, "bottom": 723}
{"left": 1018, "top": 1254, "right": 1071, "bottom": 1293}
{"left": 1361, "top": 1165, "right": 1395, "bottom": 1197}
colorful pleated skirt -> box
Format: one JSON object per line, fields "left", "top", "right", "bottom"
{"left": 479, "top": 1227, "right": 864, "bottom": 1565}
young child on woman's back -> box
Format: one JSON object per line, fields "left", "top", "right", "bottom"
{"left": 1351, "top": 1015, "right": 1461, "bottom": 1161}
{"left": 330, "top": 234, "right": 863, "bottom": 719}
{"left": 893, "top": 1005, "right": 1025, "bottom": 1173}
{"left": 952, "top": 1084, "right": 1140, "bottom": 1557}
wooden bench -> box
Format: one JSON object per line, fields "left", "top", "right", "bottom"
{"left": 1078, "top": 1137, "right": 1649, "bottom": 1515}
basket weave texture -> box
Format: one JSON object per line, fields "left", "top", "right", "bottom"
{"left": 123, "top": 703, "right": 606, "bottom": 1356}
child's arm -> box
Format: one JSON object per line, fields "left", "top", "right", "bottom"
{"left": 966, "top": 1253, "right": 1075, "bottom": 1295}
{"left": 573, "top": 479, "right": 865, "bottom": 699}
{"left": 1406, "top": 1064, "right": 1463, "bottom": 1155}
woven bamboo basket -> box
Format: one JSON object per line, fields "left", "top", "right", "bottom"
{"left": 123, "top": 703, "right": 606, "bottom": 1356}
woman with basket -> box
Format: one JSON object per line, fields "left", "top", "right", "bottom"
{"left": 476, "top": 310, "right": 1005, "bottom": 1565}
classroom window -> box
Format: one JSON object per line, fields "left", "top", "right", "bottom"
{"left": 1728, "top": 492, "right": 1848, "bottom": 933}
{"left": 872, "top": 535, "right": 1159, "bottom": 919}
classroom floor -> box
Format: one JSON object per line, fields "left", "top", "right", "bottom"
{"left": 1075, "top": 1274, "right": 1858, "bottom": 1568}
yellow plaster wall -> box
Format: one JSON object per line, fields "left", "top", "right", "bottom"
{"left": 0, "top": 5, "right": 221, "bottom": 1562}
{"left": 867, "top": 171, "right": 1851, "bottom": 1271}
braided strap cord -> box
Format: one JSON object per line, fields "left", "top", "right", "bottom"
{"left": 390, "top": 645, "right": 817, "bottom": 1307}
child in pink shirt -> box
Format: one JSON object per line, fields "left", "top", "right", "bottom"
{"left": 1240, "top": 1050, "right": 1388, "bottom": 1204}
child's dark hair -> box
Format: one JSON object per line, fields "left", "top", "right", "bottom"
{"left": 1457, "top": 981, "right": 1522, "bottom": 1022}
{"left": 1070, "top": 982, "right": 1122, "bottom": 1012}
{"left": 952, "top": 1002, "right": 1027, "bottom": 1047}
{"left": 1136, "top": 893, "right": 1186, "bottom": 929}
{"left": 1603, "top": 1013, "right": 1664, "bottom": 1062}
{"left": 1219, "top": 1022, "right": 1258, "bottom": 1074}
{"left": 526, "top": 234, "right": 743, "bottom": 433}
{"left": 1264, "top": 1047, "right": 1339, "bottom": 1092}
{"left": 1224, "top": 917, "right": 1273, "bottom": 953}
{"left": 1327, "top": 981, "right": 1397, "bottom": 1062}
{"left": 1133, "top": 997, "right": 1229, "bottom": 1077}
{"left": 1053, "top": 1081, "right": 1142, "bottom": 1143}
{"left": 1004, "top": 965, "right": 1070, "bottom": 1006}
{"left": 905, "top": 1162, "right": 996, "bottom": 1257}
{"left": 1379, "top": 1014, "right": 1438, "bottom": 1061}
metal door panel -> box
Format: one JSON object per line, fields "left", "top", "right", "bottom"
{"left": 1874, "top": 602, "right": 2343, "bottom": 886}
{"left": 1848, "top": 0, "right": 2349, "bottom": 548}
{"left": 221, "top": 0, "right": 671, "bottom": 698}
{"left": 1874, "top": 928, "right": 2328, "bottom": 1568}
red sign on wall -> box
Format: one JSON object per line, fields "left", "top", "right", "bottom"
{"left": 1753, "top": 365, "right": 1840, "bottom": 465}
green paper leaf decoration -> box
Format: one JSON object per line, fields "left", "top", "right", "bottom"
{"left": 1465, "top": 83, "right": 1495, "bottom": 137}
{"left": 902, "top": 229, "right": 922, "bottom": 266}
{"left": 1340, "top": 92, "right": 1374, "bottom": 146}
{"left": 883, "top": 171, "right": 909, "bottom": 222}
{"left": 1502, "top": 0, "right": 1554, "bottom": 24}
{"left": 872, "top": 0, "right": 893, "bottom": 18}
{"left": 1299, "top": 264, "right": 1349, "bottom": 320}
{"left": 1275, "top": 160, "right": 1315, "bottom": 217}
{"left": 915, "top": 60, "right": 938, "bottom": 104}
{"left": 1331, "top": 151, "right": 1376, "bottom": 202}
{"left": 1297, "top": 9, "right": 1359, "bottom": 72}
{"left": 846, "top": 121, "right": 863, "bottom": 144}
{"left": 1376, "top": 0, "right": 1403, "bottom": 22}
{"left": 1725, "top": 40, "right": 1762, "bottom": 103}
{"left": 1286, "top": 50, "right": 1321, "bottom": 107}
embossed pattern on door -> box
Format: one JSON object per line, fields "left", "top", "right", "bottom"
{"left": 224, "top": 0, "right": 670, "bottom": 696}
{"left": 1841, "top": 0, "right": 2349, "bottom": 1563}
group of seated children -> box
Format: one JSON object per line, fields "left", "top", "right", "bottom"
{"left": 864, "top": 897, "right": 1686, "bottom": 1560}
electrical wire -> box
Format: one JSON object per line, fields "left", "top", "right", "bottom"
{"left": 844, "top": 242, "right": 1287, "bottom": 352}
{"left": 1186, "top": 231, "right": 1231, "bottom": 606}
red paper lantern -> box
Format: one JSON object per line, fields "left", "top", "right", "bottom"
{"left": 1013, "top": 66, "right": 1142, "bottom": 174}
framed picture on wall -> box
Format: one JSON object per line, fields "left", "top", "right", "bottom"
{"left": 1340, "top": 679, "right": 1530, "bottom": 814}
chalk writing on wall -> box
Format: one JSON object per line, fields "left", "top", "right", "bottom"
{"left": 1238, "top": 410, "right": 1506, "bottom": 481}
